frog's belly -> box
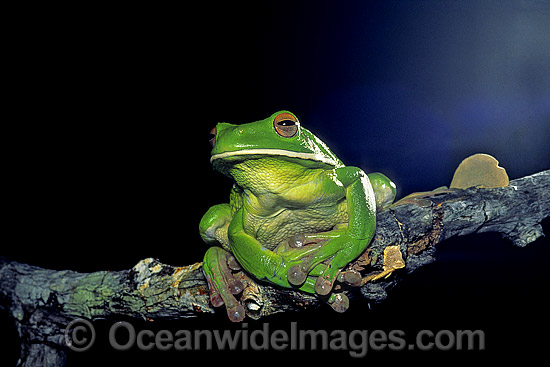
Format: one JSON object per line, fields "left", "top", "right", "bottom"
{"left": 244, "top": 202, "right": 348, "bottom": 250}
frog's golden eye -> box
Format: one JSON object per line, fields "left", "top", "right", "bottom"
{"left": 273, "top": 112, "right": 298, "bottom": 138}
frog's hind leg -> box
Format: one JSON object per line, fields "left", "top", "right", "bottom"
{"left": 202, "top": 246, "right": 246, "bottom": 322}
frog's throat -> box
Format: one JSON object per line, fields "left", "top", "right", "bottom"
{"left": 210, "top": 149, "right": 341, "bottom": 167}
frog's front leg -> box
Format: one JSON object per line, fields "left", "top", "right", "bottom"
{"left": 227, "top": 207, "right": 324, "bottom": 290}
{"left": 274, "top": 236, "right": 359, "bottom": 313}
{"left": 279, "top": 232, "right": 363, "bottom": 286}
{"left": 286, "top": 167, "right": 378, "bottom": 295}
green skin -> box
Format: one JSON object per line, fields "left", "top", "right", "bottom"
{"left": 199, "top": 111, "right": 396, "bottom": 322}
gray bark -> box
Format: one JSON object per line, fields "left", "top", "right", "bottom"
{"left": 1, "top": 170, "right": 548, "bottom": 366}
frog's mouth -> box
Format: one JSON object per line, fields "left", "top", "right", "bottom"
{"left": 210, "top": 149, "right": 340, "bottom": 167}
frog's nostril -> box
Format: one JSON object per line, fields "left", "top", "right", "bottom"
{"left": 209, "top": 127, "right": 217, "bottom": 147}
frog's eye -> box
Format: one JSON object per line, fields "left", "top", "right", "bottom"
{"left": 273, "top": 113, "right": 299, "bottom": 138}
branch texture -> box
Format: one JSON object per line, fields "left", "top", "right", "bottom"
{"left": 1, "top": 170, "right": 548, "bottom": 366}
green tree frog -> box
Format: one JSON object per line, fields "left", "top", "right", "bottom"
{"left": 199, "top": 111, "right": 396, "bottom": 322}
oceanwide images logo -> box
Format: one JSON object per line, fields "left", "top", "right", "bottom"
{"left": 64, "top": 318, "right": 485, "bottom": 357}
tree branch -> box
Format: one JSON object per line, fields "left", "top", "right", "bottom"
{"left": 1, "top": 170, "right": 548, "bottom": 366}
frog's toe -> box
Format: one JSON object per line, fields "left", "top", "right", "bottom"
{"left": 205, "top": 270, "right": 242, "bottom": 310}
{"left": 211, "top": 294, "right": 224, "bottom": 308}
{"left": 328, "top": 293, "right": 350, "bottom": 313}
{"left": 227, "top": 255, "right": 242, "bottom": 271}
{"left": 338, "top": 269, "right": 362, "bottom": 287}
{"left": 228, "top": 278, "right": 244, "bottom": 294}
{"left": 210, "top": 277, "right": 245, "bottom": 321}
{"left": 314, "top": 274, "right": 336, "bottom": 296}
{"left": 205, "top": 275, "right": 225, "bottom": 307}
{"left": 313, "top": 262, "right": 341, "bottom": 295}
{"left": 286, "top": 250, "right": 324, "bottom": 286}
{"left": 287, "top": 264, "right": 308, "bottom": 286}
{"left": 227, "top": 304, "right": 246, "bottom": 323}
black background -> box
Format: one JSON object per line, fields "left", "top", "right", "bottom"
{"left": 2, "top": 1, "right": 549, "bottom": 365}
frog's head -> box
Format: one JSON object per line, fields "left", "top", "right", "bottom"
{"left": 209, "top": 111, "right": 344, "bottom": 175}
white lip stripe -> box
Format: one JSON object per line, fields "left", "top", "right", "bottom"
{"left": 210, "top": 149, "right": 338, "bottom": 166}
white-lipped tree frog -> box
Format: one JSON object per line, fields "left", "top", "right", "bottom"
{"left": 199, "top": 111, "right": 396, "bottom": 321}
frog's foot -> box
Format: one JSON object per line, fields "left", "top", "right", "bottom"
{"left": 202, "top": 246, "right": 246, "bottom": 322}
{"left": 278, "top": 231, "right": 367, "bottom": 296}
{"left": 274, "top": 234, "right": 327, "bottom": 286}
{"left": 301, "top": 236, "right": 367, "bottom": 296}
